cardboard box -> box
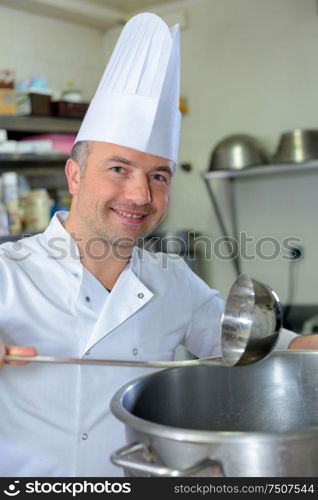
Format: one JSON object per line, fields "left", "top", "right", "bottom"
{"left": 0, "top": 89, "right": 17, "bottom": 115}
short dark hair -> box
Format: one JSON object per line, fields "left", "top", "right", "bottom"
{"left": 70, "top": 141, "right": 92, "bottom": 173}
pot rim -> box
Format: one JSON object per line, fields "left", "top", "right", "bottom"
{"left": 110, "top": 351, "right": 318, "bottom": 443}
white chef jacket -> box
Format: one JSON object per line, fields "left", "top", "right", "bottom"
{"left": 0, "top": 211, "right": 296, "bottom": 477}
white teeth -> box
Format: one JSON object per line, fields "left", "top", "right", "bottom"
{"left": 115, "top": 209, "right": 143, "bottom": 219}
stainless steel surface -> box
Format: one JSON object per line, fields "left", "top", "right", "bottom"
{"left": 110, "top": 351, "right": 318, "bottom": 477}
{"left": 221, "top": 274, "right": 282, "bottom": 366}
{"left": 111, "top": 442, "right": 223, "bottom": 476}
{"left": 203, "top": 178, "right": 241, "bottom": 277}
{"left": 145, "top": 230, "right": 197, "bottom": 254}
{"left": 273, "top": 129, "right": 318, "bottom": 164}
{"left": 209, "top": 134, "right": 269, "bottom": 171}
{"left": 3, "top": 354, "right": 224, "bottom": 368}
{"left": 203, "top": 159, "right": 318, "bottom": 179}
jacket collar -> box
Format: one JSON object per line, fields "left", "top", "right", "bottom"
{"left": 42, "top": 212, "right": 154, "bottom": 352}
{"left": 83, "top": 264, "right": 154, "bottom": 353}
{"left": 42, "top": 211, "right": 82, "bottom": 276}
{"left": 42, "top": 211, "right": 143, "bottom": 276}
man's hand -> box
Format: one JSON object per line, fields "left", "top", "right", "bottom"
{"left": 0, "top": 341, "right": 37, "bottom": 369}
{"left": 288, "top": 334, "right": 318, "bottom": 350}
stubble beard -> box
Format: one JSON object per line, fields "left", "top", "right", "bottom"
{"left": 77, "top": 193, "right": 166, "bottom": 252}
{"left": 96, "top": 212, "right": 167, "bottom": 251}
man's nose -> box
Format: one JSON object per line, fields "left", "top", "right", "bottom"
{"left": 124, "top": 174, "right": 151, "bottom": 205}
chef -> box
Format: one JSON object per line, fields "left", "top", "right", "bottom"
{"left": 0, "top": 12, "right": 317, "bottom": 478}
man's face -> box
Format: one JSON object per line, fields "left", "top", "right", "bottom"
{"left": 67, "top": 141, "right": 174, "bottom": 248}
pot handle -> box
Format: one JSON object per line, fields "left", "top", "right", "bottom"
{"left": 111, "top": 441, "right": 225, "bottom": 477}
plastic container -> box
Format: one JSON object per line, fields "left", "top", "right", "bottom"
{"left": 2, "top": 172, "right": 21, "bottom": 234}
{"left": 20, "top": 133, "right": 76, "bottom": 155}
{"left": 0, "top": 69, "right": 15, "bottom": 89}
{"left": 0, "top": 177, "right": 9, "bottom": 236}
{"left": 0, "top": 129, "right": 7, "bottom": 142}
{"left": 0, "top": 202, "right": 9, "bottom": 236}
{"left": 23, "top": 189, "right": 51, "bottom": 232}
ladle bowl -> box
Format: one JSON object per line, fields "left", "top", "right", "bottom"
{"left": 221, "top": 274, "right": 282, "bottom": 366}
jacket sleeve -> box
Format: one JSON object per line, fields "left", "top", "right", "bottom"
{"left": 275, "top": 328, "right": 298, "bottom": 349}
{"left": 181, "top": 262, "right": 225, "bottom": 358}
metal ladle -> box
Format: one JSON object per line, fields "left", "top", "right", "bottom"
{"left": 4, "top": 274, "right": 282, "bottom": 369}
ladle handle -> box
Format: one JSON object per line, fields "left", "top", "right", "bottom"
{"left": 4, "top": 354, "right": 224, "bottom": 368}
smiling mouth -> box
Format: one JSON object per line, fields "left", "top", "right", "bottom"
{"left": 110, "top": 207, "right": 149, "bottom": 223}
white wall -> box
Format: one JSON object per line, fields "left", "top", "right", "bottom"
{"left": 0, "top": 5, "right": 105, "bottom": 99}
{"left": 102, "top": 0, "right": 318, "bottom": 306}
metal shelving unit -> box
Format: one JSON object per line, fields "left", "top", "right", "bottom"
{"left": 203, "top": 160, "right": 318, "bottom": 180}
{"left": 201, "top": 160, "right": 318, "bottom": 276}
{"left": 0, "top": 114, "right": 81, "bottom": 187}
{"left": 0, "top": 153, "right": 68, "bottom": 170}
{"left": 0, "top": 115, "right": 82, "bottom": 134}
{"left": 0, "top": 115, "right": 80, "bottom": 242}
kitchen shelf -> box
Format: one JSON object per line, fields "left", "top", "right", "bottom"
{"left": 202, "top": 160, "right": 318, "bottom": 180}
{"left": 201, "top": 159, "right": 318, "bottom": 277}
{"left": 0, "top": 115, "right": 76, "bottom": 190}
{"left": 0, "top": 153, "right": 68, "bottom": 165}
{"left": 0, "top": 115, "right": 81, "bottom": 134}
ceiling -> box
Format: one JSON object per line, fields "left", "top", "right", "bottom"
{"left": 87, "top": 0, "right": 177, "bottom": 14}
{"left": 0, "top": 0, "right": 186, "bottom": 29}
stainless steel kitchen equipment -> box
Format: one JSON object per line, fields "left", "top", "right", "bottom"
{"left": 5, "top": 274, "right": 282, "bottom": 369}
{"left": 208, "top": 134, "right": 269, "bottom": 171}
{"left": 3, "top": 354, "right": 224, "bottom": 368}
{"left": 110, "top": 351, "right": 318, "bottom": 477}
{"left": 273, "top": 129, "right": 318, "bottom": 164}
{"left": 143, "top": 230, "right": 204, "bottom": 280}
{"left": 221, "top": 274, "right": 282, "bottom": 366}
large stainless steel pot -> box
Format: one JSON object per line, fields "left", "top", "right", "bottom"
{"left": 111, "top": 351, "right": 318, "bottom": 477}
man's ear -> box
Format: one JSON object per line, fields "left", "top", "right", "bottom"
{"left": 65, "top": 159, "right": 81, "bottom": 195}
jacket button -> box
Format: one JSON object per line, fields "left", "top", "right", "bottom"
{"left": 85, "top": 296, "right": 91, "bottom": 302}
{"left": 81, "top": 433, "right": 88, "bottom": 440}
{"left": 137, "top": 293, "right": 144, "bottom": 299}
{"left": 132, "top": 348, "right": 139, "bottom": 356}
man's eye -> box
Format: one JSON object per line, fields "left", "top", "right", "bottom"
{"left": 152, "top": 174, "right": 168, "bottom": 183}
{"left": 111, "top": 166, "right": 125, "bottom": 173}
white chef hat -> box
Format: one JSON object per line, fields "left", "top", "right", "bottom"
{"left": 75, "top": 13, "right": 181, "bottom": 163}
